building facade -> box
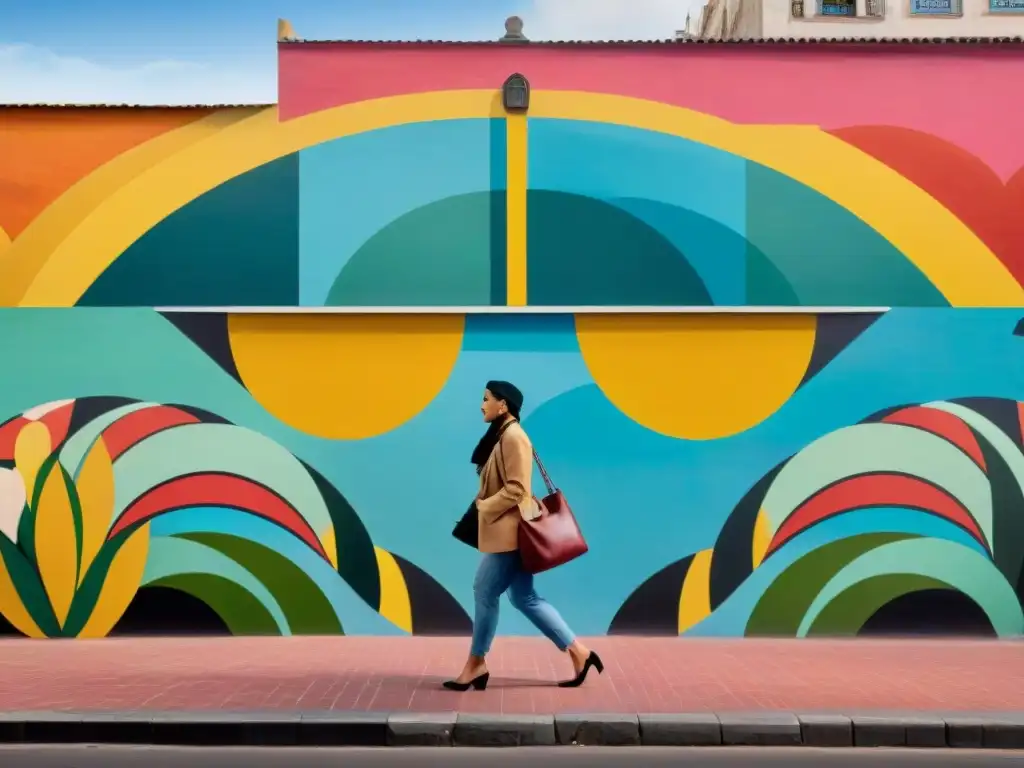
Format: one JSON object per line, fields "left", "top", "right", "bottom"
{"left": 1, "top": 26, "right": 1024, "bottom": 640}
{"left": 700, "top": 0, "right": 1024, "bottom": 39}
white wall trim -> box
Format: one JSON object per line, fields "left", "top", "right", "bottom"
{"left": 155, "top": 305, "right": 891, "bottom": 315}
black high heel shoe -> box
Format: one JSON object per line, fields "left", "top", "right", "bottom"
{"left": 442, "top": 672, "right": 490, "bottom": 691}
{"left": 558, "top": 652, "right": 604, "bottom": 688}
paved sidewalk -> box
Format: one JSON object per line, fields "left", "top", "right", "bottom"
{"left": 0, "top": 636, "right": 1021, "bottom": 714}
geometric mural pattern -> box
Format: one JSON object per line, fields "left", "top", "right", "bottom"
{"left": 0, "top": 308, "right": 1022, "bottom": 637}
{"left": 3, "top": 97, "right": 1024, "bottom": 309}
{"left": 3, "top": 46, "right": 1024, "bottom": 640}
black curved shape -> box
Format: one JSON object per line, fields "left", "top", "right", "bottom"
{"left": 110, "top": 585, "right": 232, "bottom": 636}
{"left": 950, "top": 397, "right": 1023, "bottom": 450}
{"left": 66, "top": 396, "right": 140, "bottom": 440}
{"left": 300, "top": 460, "right": 381, "bottom": 612}
{"left": 391, "top": 553, "right": 472, "bottom": 636}
{"left": 708, "top": 461, "right": 788, "bottom": 610}
{"left": 858, "top": 589, "right": 995, "bottom": 637}
{"left": 159, "top": 313, "right": 244, "bottom": 386}
{"left": 608, "top": 555, "right": 694, "bottom": 636}
{"left": 798, "top": 313, "right": 884, "bottom": 389}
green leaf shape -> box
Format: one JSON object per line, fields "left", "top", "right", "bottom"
{"left": 146, "top": 573, "right": 280, "bottom": 635}
{"left": 745, "top": 532, "right": 914, "bottom": 636}
{"left": 0, "top": 530, "right": 61, "bottom": 637}
{"left": 61, "top": 529, "right": 130, "bottom": 637}
{"left": 175, "top": 532, "right": 343, "bottom": 634}
{"left": 57, "top": 463, "right": 85, "bottom": 587}
{"left": 19, "top": 452, "right": 62, "bottom": 568}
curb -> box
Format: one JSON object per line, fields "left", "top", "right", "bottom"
{"left": 0, "top": 711, "right": 1022, "bottom": 748}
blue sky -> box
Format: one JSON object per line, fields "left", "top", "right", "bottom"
{"left": 1, "top": 0, "right": 706, "bottom": 104}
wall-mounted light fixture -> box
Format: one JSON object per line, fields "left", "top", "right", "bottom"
{"left": 502, "top": 73, "right": 530, "bottom": 113}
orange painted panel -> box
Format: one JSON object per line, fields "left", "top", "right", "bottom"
{"left": 0, "top": 108, "right": 213, "bottom": 238}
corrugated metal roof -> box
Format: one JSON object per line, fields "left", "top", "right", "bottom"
{"left": 279, "top": 36, "right": 1024, "bottom": 45}
{"left": 1, "top": 103, "right": 275, "bottom": 109}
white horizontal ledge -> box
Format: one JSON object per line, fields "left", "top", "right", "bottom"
{"left": 155, "top": 305, "right": 891, "bottom": 315}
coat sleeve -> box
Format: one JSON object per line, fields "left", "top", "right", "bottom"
{"left": 476, "top": 429, "right": 531, "bottom": 524}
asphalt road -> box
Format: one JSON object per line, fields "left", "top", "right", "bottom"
{"left": 1, "top": 747, "right": 1023, "bottom": 767}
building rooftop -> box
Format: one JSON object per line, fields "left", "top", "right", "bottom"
{"left": 2, "top": 103, "right": 274, "bottom": 109}
{"left": 278, "top": 36, "right": 1024, "bottom": 46}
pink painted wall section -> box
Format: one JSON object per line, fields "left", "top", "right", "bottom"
{"left": 278, "top": 43, "right": 1024, "bottom": 180}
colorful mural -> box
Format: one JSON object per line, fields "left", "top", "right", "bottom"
{"left": 0, "top": 308, "right": 1022, "bottom": 638}
{"left": 2, "top": 42, "right": 1024, "bottom": 638}
{"left": 4, "top": 43, "right": 1024, "bottom": 307}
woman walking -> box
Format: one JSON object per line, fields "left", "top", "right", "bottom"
{"left": 443, "top": 380, "right": 602, "bottom": 691}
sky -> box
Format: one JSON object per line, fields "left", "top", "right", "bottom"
{"left": 0, "top": 0, "right": 708, "bottom": 105}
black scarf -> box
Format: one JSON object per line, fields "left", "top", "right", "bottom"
{"left": 471, "top": 418, "right": 515, "bottom": 473}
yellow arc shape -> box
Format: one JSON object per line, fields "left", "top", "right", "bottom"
{"left": 0, "top": 225, "right": 9, "bottom": 257}
{"left": 34, "top": 464, "right": 79, "bottom": 627}
{"left": 752, "top": 509, "right": 772, "bottom": 569}
{"left": 13, "top": 421, "right": 51, "bottom": 507}
{"left": 6, "top": 89, "right": 1019, "bottom": 308}
{"left": 0, "top": 109, "right": 259, "bottom": 307}
{"left": 374, "top": 546, "right": 413, "bottom": 634}
{"left": 74, "top": 437, "right": 116, "bottom": 587}
{"left": 678, "top": 548, "right": 714, "bottom": 634}
{"left": 13, "top": 91, "right": 504, "bottom": 307}
{"left": 320, "top": 527, "right": 340, "bottom": 570}
{"left": 227, "top": 314, "right": 464, "bottom": 440}
{"left": 576, "top": 314, "right": 816, "bottom": 440}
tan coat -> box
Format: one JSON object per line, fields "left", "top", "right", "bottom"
{"left": 476, "top": 421, "right": 534, "bottom": 553}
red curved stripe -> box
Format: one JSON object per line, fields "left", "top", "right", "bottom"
{"left": 828, "top": 126, "right": 1024, "bottom": 286}
{"left": 109, "top": 473, "right": 328, "bottom": 561}
{"left": 102, "top": 406, "right": 200, "bottom": 460}
{"left": 882, "top": 406, "right": 986, "bottom": 471}
{"left": 767, "top": 473, "right": 987, "bottom": 556}
{"left": 0, "top": 417, "right": 29, "bottom": 461}
{"left": 37, "top": 402, "right": 73, "bottom": 447}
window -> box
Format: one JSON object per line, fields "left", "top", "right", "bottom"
{"left": 990, "top": 0, "right": 1024, "bottom": 11}
{"left": 819, "top": 0, "right": 856, "bottom": 16}
{"left": 910, "top": 0, "right": 962, "bottom": 14}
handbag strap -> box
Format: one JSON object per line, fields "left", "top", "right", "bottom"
{"left": 532, "top": 449, "right": 557, "bottom": 496}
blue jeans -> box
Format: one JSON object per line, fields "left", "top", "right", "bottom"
{"left": 470, "top": 551, "right": 576, "bottom": 657}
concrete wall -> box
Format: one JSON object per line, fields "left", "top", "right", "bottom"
{"left": 763, "top": 0, "right": 1024, "bottom": 39}
{"left": 2, "top": 41, "right": 1024, "bottom": 639}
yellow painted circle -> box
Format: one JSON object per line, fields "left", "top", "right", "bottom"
{"left": 575, "top": 314, "right": 817, "bottom": 440}
{"left": 228, "top": 314, "right": 464, "bottom": 440}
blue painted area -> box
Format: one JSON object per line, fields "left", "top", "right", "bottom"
{"left": 611, "top": 198, "right": 748, "bottom": 305}
{"left": 298, "top": 119, "right": 500, "bottom": 306}
{"left": 462, "top": 314, "right": 580, "bottom": 353}
{"left": 528, "top": 119, "right": 747, "bottom": 303}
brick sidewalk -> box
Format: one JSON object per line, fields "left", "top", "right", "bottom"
{"left": 0, "top": 637, "right": 1021, "bottom": 714}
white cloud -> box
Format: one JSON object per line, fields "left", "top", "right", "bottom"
{"left": 0, "top": 44, "right": 275, "bottom": 105}
{"left": 0, "top": 1, "right": 707, "bottom": 105}
{"left": 525, "top": 0, "right": 705, "bottom": 40}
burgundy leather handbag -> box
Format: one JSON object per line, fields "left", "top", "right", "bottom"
{"left": 517, "top": 450, "right": 588, "bottom": 574}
